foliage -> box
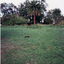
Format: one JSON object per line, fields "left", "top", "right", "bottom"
{"left": 18, "top": 3, "right": 27, "bottom": 17}
{"left": 63, "top": 16, "right": 64, "bottom": 20}
{"left": 57, "top": 21, "right": 64, "bottom": 27}
{"left": 44, "top": 18, "right": 53, "bottom": 24}
{"left": 53, "top": 9, "right": 61, "bottom": 19}
{"left": 46, "top": 10, "right": 53, "bottom": 19}
{"left": 1, "top": 3, "right": 18, "bottom": 15}
{"left": 15, "top": 17, "right": 27, "bottom": 24}
{"left": 18, "top": 0, "right": 46, "bottom": 24}
{"left": 46, "top": 9, "right": 62, "bottom": 24}
{"left": 2, "top": 14, "right": 27, "bottom": 25}
{"left": 26, "top": 0, "right": 46, "bottom": 14}
{"left": 1, "top": 25, "right": 64, "bottom": 64}
{"left": 52, "top": 9, "right": 61, "bottom": 24}
{"left": 2, "top": 14, "right": 12, "bottom": 25}
{"left": 27, "top": 0, "right": 46, "bottom": 24}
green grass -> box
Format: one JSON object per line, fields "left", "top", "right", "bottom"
{"left": 1, "top": 25, "right": 64, "bottom": 64}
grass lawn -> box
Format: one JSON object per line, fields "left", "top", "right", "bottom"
{"left": 1, "top": 25, "right": 64, "bottom": 64}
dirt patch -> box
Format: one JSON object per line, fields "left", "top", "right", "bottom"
{"left": 1, "top": 44, "right": 14, "bottom": 55}
{"left": 2, "top": 44, "right": 14, "bottom": 47}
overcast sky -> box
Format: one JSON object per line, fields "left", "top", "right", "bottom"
{"left": 0, "top": 0, "right": 64, "bottom": 15}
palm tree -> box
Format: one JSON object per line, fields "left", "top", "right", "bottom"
{"left": 26, "top": 0, "right": 46, "bottom": 25}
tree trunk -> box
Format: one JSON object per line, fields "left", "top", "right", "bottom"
{"left": 34, "top": 15, "right": 35, "bottom": 25}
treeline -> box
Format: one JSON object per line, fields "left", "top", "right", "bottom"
{"left": 1, "top": 0, "right": 64, "bottom": 25}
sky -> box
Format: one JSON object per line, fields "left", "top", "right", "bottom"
{"left": 0, "top": 0, "right": 64, "bottom": 15}
{"left": 46, "top": 0, "right": 64, "bottom": 15}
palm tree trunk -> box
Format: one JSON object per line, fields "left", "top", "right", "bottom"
{"left": 34, "top": 15, "right": 35, "bottom": 25}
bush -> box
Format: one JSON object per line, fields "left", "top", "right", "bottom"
{"left": 2, "top": 14, "right": 16, "bottom": 25}
{"left": 44, "top": 18, "right": 53, "bottom": 24}
{"left": 2, "top": 14, "right": 11, "bottom": 25}
{"left": 2, "top": 14, "right": 27, "bottom": 25}
{"left": 15, "top": 17, "right": 27, "bottom": 25}
{"left": 57, "top": 21, "right": 64, "bottom": 27}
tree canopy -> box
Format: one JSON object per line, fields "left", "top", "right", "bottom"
{"left": 18, "top": 0, "right": 47, "bottom": 25}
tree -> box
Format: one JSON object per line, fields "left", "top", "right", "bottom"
{"left": 46, "top": 9, "right": 61, "bottom": 24}
{"left": 18, "top": 0, "right": 46, "bottom": 25}
{"left": 18, "top": 0, "right": 30, "bottom": 17}
{"left": 1, "top": 3, "right": 18, "bottom": 15}
{"left": 26, "top": 0, "right": 46, "bottom": 25}
{"left": 52, "top": 9, "right": 61, "bottom": 23}
{"left": 18, "top": 3, "right": 25, "bottom": 16}
{"left": 44, "top": 10, "right": 53, "bottom": 24}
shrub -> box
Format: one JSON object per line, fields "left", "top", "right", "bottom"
{"left": 15, "top": 17, "right": 27, "bottom": 25}
{"left": 57, "top": 21, "right": 64, "bottom": 27}
{"left": 2, "top": 14, "right": 27, "bottom": 25}
{"left": 2, "top": 14, "right": 16, "bottom": 25}
{"left": 2, "top": 14, "right": 11, "bottom": 25}
{"left": 44, "top": 18, "right": 53, "bottom": 24}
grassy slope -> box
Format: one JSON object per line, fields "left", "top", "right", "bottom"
{"left": 1, "top": 25, "right": 64, "bottom": 64}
